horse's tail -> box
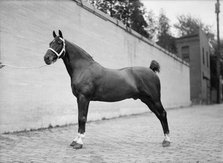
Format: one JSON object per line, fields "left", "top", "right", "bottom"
{"left": 150, "top": 60, "right": 160, "bottom": 73}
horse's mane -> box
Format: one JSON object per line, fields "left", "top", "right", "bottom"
{"left": 67, "top": 40, "right": 94, "bottom": 61}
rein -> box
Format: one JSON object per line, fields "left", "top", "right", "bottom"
{"left": 48, "top": 37, "right": 66, "bottom": 59}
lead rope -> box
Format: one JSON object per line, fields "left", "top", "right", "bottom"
{"left": 0, "top": 61, "right": 48, "bottom": 69}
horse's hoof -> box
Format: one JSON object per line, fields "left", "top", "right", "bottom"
{"left": 73, "top": 143, "right": 83, "bottom": 149}
{"left": 162, "top": 140, "right": 170, "bottom": 147}
{"left": 70, "top": 141, "right": 77, "bottom": 147}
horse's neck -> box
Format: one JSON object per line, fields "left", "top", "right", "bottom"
{"left": 62, "top": 41, "right": 94, "bottom": 78}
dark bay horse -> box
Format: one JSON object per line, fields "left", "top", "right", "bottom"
{"left": 44, "top": 30, "right": 170, "bottom": 149}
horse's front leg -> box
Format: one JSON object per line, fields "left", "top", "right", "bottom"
{"left": 70, "top": 94, "right": 90, "bottom": 149}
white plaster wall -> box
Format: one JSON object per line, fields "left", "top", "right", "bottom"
{"left": 0, "top": 0, "right": 190, "bottom": 133}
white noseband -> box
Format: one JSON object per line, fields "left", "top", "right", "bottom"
{"left": 48, "top": 37, "right": 66, "bottom": 58}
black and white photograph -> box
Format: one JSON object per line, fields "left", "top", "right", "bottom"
{"left": 0, "top": 0, "right": 222, "bottom": 162}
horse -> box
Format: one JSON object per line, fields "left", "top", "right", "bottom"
{"left": 44, "top": 30, "right": 170, "bottom": 149}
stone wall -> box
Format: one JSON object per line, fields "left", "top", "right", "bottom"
{"left": 0, "top": 0, "right": 190, "bottom": 133}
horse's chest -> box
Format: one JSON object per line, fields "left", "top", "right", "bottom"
{"left": 71, "top": 80, "right": 93, "bottom": 98}
{"left": 71, "top": 84, "right": 79, "bottom": 97}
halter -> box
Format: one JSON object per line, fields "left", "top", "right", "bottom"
{"left": 48, "top": 37, "right": 66, "bottom": 59}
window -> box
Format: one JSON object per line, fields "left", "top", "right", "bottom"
{"left": 202, "top": 48, "right": 205, "bottom": 65}
{"left": 206, "top": 51, "right": 209, "bottom": 67}
{"left": 181, "top": 46, "right": 190, "bottom": 62}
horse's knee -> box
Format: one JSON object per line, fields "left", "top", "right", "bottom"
{"left": 79, "top": 116, "right": 87, "bottom": 124}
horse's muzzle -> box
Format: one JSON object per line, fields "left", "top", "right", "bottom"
{"left": 44, "top": 55, "right": 52, "bottom": 65}
{"left": 44, "top": 51, "right": 57, "bottom": 65}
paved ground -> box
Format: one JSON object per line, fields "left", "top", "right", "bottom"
{"left": 0, "top": 104, "right": 223, "bottom": 163}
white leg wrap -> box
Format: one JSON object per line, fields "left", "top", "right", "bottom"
{"left": 164, "top": 134, "right": 170, "bottom": 142}
{"left": 73, "top": 133, "right": 85, "bottom": 145}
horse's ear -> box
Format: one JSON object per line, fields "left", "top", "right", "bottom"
{"left": 58, "top": 30, "right": 63, "bottom": 38}
{"left": 53, "top": 31, "right": 57, "bottom": 38}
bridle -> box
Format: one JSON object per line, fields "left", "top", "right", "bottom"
{"left": 48, "top": 37, "right": 66, "bottom": 59}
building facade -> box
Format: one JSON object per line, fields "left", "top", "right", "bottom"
{"left": 176, "top": 30, "right": 211, "bottom": 104}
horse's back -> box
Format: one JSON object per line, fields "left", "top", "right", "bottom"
{"left": 119, "top": 66, "right": 160, "bottom": 85}
{"left": 114, "top": 66, "right": 161, "bottom": 96}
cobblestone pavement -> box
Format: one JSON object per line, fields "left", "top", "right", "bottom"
{"left": 0, "top": 104, "right": 223, "bottom": 163}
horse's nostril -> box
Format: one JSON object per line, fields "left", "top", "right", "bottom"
{"left": 44, "top": 56, "right": 50, "bottom": 64}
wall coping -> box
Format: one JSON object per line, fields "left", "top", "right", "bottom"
{"left": 73, "top": 0, "right": 189, "bottom": 67}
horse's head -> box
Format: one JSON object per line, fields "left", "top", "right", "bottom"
{"left": 44, "top": 30, "right": 66, "bottom": 65}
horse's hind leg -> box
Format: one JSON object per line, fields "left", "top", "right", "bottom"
{"left": 140, "top": 97, "right": 170, "bottom": 147}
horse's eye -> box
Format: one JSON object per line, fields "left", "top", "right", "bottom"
{"left": 58, "top": 40, "right": 62, "bottom": 44}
